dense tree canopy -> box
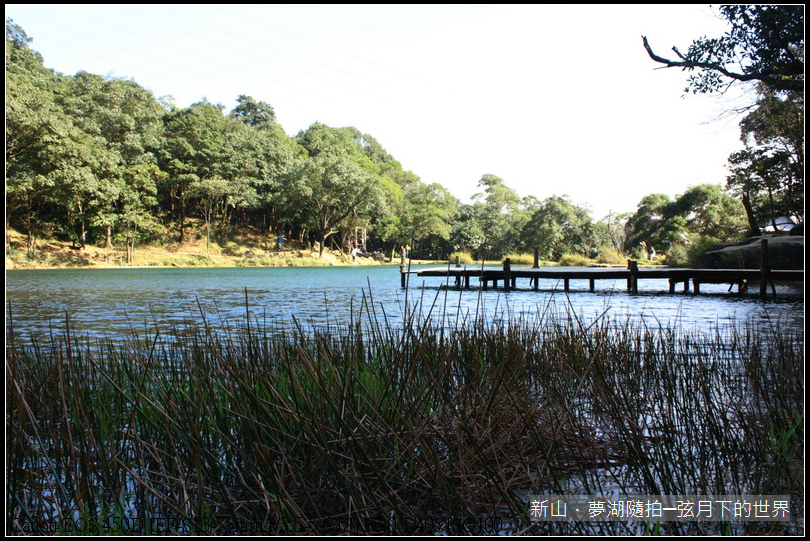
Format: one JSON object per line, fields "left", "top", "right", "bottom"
{"left": 7, "top": 18, "right": 764, "bottom": 267}
{"left": 520, "top": 196, "right": 596, "bottom": 261}
{"left": 624, "top": 184, "right": 747, "bottom": 265}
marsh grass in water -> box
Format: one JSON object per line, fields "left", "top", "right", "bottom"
{"left": 6, "top": 295, "right": 803, "bottom": 535}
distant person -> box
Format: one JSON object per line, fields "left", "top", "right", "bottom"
{"left": 277, "top": 235, "right": 285, "bottom": 251}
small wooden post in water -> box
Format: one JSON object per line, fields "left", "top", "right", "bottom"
{"left": 503, "top": 258, "right": 512, "bottom": 291}
{"left": 400, "top": 246, "right": 408, "bottom": 288}
{"left": 759, "top": 238, "right": 776, "bottom": 299}
{"left": 627, "top": 260, "right": 639, "bottom": 293}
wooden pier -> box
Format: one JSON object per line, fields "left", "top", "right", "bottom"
{"left": 401, "top": 260, "right": 803, "bottom": 299}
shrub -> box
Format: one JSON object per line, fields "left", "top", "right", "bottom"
{"left": 595, "top": 247, "right": 627, "bottom": 266}
{"left": 448, "top": 251, "right": 474, "bottom": 265}
{"left": 558, "top": 253, "right": 593, "bottom": 267}
{"left": 664, "top": 243, "right": 689, "bottom": 267}
{"left": 503, "top": 252, "right": 535, "bottom": 266}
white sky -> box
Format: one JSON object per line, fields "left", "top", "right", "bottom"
{"left": 6, "top": 4, "right": 754, "bottom": 220}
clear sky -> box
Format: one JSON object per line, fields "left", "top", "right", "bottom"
{"left": 6, "top": 4, "right": 753, "bottom": 220}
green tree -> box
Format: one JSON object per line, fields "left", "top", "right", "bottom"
{"left": 56, "top": 71, "right": 165, "bottom": 248}
{"left": 644, "top": 6, "right": 804, "bottom": 239}
{"left": 400, "top": 182, "right": 458, "bottom": 253}
{"left": 673, "top": 184, "right": 747, "bottom": 239}
{"left": 626, "top": 185, "right": 746, "bottom": 265}
{"left": 159, "top": 101, "right": 234, "bottom": 242}
{"left": 727, "top": 88, "right": 804, "bottom": 233}
{"left": 48, "top": 130, "right": 119, "bottom": 247}
{"left": 368, "top": 177, "right": 405, "bottom": 259}
{"left": 471, "top": 174, "right": 522, "bottom": 259}
{"left": 625, "top": 194, "right": 679, "bottom": 256}
{"left": 291, "top": 123, "right": 387, "bottom": 257}
{"left": 117, "top": 164, "right": 166, "bottom": 264}
{"left": 355, "top": 134, "right": 425, "bottom": 257}
{"left": 6, "top": 19, "right": 72, "bottom": 252}
{"left": 448, "top": 204, "right": 487, "bottom": 260}
{"left": 188, "top": 176, "right": 237, "bottom": 253}
{"left": 225, "top": 112, "right": 302, "bottom": 234}
{"left": 642, "top": 5, "right": 804, "bottom": 93}
{"left": 520, "top": 195, "right": 595, "bottom": 261}
{"left": 290, "top": 155, "right": 381, "bottom": 258}
{"left": 296, "top": 123, "right": 376, "bottom": 171}
{"left": 229, "top": 95, "right": 277, "bottom": 128}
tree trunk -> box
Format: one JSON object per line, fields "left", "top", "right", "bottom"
{"left": 205, "top": 207, "right": 212, "bottom": 255}
{"left": 178, "top": 193, "right": 186, "bottom": 243}
{"left": 741, "top": 191, "right": 761, "bottom": 236}
{"left": 23, "top": 206, "right": 36, "bottom": 256}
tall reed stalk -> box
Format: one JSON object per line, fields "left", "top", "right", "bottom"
{"left": 6, "top": 296, "right": 803, "bottom": 535}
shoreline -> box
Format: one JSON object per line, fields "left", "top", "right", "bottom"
{"left": 6, "top": 229, "right": 447, "bottom": 270}
{"left": 5, "top": 255, "right": 443, "bottom": 271}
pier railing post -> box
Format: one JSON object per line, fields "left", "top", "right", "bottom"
{"left": 503, "top": 258, "right": 512, "bottom": 291}
{"left": 627, "top": 260, "right": 638, "bottom": 293}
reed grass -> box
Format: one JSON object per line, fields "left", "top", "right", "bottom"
{"left": 6, "top": 295, "right": 803, "bottom": 535}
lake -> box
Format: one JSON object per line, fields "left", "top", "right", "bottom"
{"left": 5, "top": 265, "right": 805, "bottom": 341}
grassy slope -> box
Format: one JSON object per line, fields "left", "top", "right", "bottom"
{"left": 5, "top": 226, "right": 392, "bottom": 270}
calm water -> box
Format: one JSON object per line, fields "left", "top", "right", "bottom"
{"left": 5, "top": 265, "right": 805, "bottom": 341}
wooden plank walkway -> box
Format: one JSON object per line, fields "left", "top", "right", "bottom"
{"left": 402, "top": 263, "right": 804, "bottom": 299}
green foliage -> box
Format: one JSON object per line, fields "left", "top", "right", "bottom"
{"left": 643, "top": 5, "right": 804, "bottom": 94}
{"left": 229, "top": 94, "right": 277, "bottom": 128}
{"left": 625, "top": 185, "right": 747, "bottom": 262}
{"left": 644, "top": 7, "right": 804, "bottom": 244}
{"left": 470, "top": 174, "right": 526, "bottom": 259}
{"left": 6, "top": 22, "right": 75, "bottom": 251}
{"left": 448, "top": 204, "right": 486, "bottom": 259}
{"left": 673, "top": 184, "right": 748, "bottom": 238}
{"left": 683, "top": 235, "right": 723, "bottom": 268}
{"left": 520, "top": 195, "right": 597, "bottom": 261}
{"left": 727, "top": 88, "right": 804, "bottom": 233}
{"left": 288, "top": 152, "right": 382, "bottom": 257}
{"left": 662, "top": 243, "right": 688, "bottom": 267}
{"left": 10, "top": 18, "right": 782, "bottom": 269}
{"left": 401, "top": 182, "right": 457, "bottom": 244}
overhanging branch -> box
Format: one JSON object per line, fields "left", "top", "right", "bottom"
{"left": 641, "top": 35, "right": 803, "bottom": 92}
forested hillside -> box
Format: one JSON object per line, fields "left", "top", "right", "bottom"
{"left": 6, "top": 11, "right": 802, "bottom": 268}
